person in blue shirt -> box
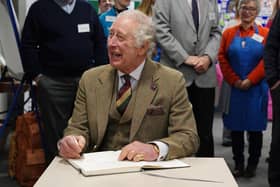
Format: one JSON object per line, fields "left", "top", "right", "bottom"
{"left": 98, "top": 0, "right": 113, "bottom": 15}
{"left": 99, "top": 0, "right": 131, "bottom": 38}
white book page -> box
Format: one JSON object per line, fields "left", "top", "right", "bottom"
{"left": 68, "top": 151, "right": 142, "bottom": 175}
{"left": 68, "top": 150, "right": 189, "bottom": 176}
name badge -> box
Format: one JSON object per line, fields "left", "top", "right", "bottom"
{"left": 105, "top": 16, "right": 116, "bottom": 22}
{"left": 78, "top": 24, "right": 90, "bottom": 33}
{"left": 208, "top": 12, "right": 216, "bottom": 20}
{"left": 252, "top": 33, "right": 264, "bottom": 43}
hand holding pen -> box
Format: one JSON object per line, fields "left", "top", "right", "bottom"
{"left": 58, "top": 135, "right": 86, "bottom": 159}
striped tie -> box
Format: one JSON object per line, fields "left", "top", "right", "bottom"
{"left": 116, "top": 74, "right": 132, "bottom": 115}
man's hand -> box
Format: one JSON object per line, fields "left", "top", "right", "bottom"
{"left": 58, "top": 135, "right": 85, "bottom": 159}
{"left": 118, "top": 141, "right": 159, "bottom": 162}
{"left": 184, "top": 56, "right": 200, "bottom": 66}
{"left": 193, "top": 56, "right": 211, "bottom": 74}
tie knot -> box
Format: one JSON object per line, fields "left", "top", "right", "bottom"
{"left": 123, "top": 74, "right": 130, "bottom": 84}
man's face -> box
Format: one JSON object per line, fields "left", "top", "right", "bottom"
{"left": 99, "top": 0, "right": 113, "bottom": 14}
{"left": 107, "top": 17, "right": 143, "bottom": 73}
{"left": 114, "top": 0, "right": 131, "bottom": 10}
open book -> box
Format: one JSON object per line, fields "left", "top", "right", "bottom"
{"left": 67, "top": 150, "right": 189, "bottom": 176}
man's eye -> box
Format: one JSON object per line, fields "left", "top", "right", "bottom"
{"left": 109, "top": 32, "right": 114, "bottom": 38}
{"left": 117, "top": 34, "right": 125, "bottom": 41}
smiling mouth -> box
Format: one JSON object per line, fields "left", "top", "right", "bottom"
{"left": 111, "top": 52, "right": 122, "bottom": 59}
{"left": 111, "top": 52, "right": 122, "bottom": 58}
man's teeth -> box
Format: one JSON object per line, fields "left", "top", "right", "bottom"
{"left": 113, "top": 53, "right": 121, "bottom": 57}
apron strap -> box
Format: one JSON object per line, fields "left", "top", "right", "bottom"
{"left": 236, "top": 23, "right": 259, "bottom": 37}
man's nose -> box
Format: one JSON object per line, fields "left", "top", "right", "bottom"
{"left": 108, "top": 36, "right": 118, "bottom": 46}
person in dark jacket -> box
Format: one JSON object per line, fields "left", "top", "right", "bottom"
{"left": 264, "top": 9, "right": 280, "bottom": 187}
{"left": 21, "top": 0, "right": 108, "bottom": 164}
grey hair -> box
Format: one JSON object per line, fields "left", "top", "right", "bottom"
{"left": 117, "top": 10, "right": 156, "bottom": 57}
{"left": 238, "top": 0, "right": 261, "bottom": 14}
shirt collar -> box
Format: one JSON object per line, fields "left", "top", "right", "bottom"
{"left": 53, "top": 0, "right": 76, "bottom": 14}
{"left": 239, "top": 23, "right": 256, "bottom": 31}
{"left": 187, "top": 0, "right": 200, "bottom": 9}
{"left": 117, "top": 60, "right": 146, "bottom": 81}
{"left": 113, "top": 6, "right": 128, "bottom": 14}
{"left": 53, "top": 0, "right": 76, "bottom": 7}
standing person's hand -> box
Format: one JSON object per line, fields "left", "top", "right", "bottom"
{"left": 193, "top": 55, "right": 211, "bottom": 74}
{"left": 185, "top": 56, "right": 200, "bottom": 66}
{"left": 240, "top": 79, "right": 252, "bottom": 90}
{"left": 118, "top": 141, "right": 159, "bottom": 162}
{"left": 234, "top": 79, "right": 242, "bottom": 89}
{"left": 58, "top": 135, "right": 85, "bottom": 159}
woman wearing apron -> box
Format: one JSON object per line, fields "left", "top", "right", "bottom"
{"left": 218, "top": 0, "right": 269, "bottom": 178}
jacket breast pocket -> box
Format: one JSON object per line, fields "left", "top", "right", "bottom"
{"left": 146, "top": 104, "right": 165, "bottom": 116}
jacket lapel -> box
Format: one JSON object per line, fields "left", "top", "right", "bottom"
{"left": 96, "top": 66, "right": 116, "bottom": 146}
{"left": 179, "top": 0, "right": 209, "bottom": 33}
{"left": 179, "top": 0, "right": 196, "bottom": 32}
{"left": 129, "top": 60, "right": 159, "bottom": 140}
{"left": 198, "top": 0, "right": 209, "bottom": 33}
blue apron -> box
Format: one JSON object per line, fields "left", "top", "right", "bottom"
{"left": 223, "top": 25, "right": 268, "bottom": 131}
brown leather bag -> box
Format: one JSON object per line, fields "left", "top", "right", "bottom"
{"left": 8, "top": 132, "right": 16, "bottom": 178}
{"left": 13, "top": 112, "right": 46, "bottom": 187}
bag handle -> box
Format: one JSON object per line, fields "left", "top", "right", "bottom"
{"left": 27, "top": 79, "right": 46, "bottom": 153}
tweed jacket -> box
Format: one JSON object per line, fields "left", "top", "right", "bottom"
{"left": 64, "top": 59, "right": 199, "bottom": 160}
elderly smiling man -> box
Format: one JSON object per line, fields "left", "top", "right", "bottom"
{"left": 58, "top": 10, "right": 199, "bottom": 162}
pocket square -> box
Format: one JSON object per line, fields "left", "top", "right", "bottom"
{"left": 146, "top": 105, "right": 165, "bottom": 115}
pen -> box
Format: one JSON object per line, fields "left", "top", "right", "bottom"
{"left": 71, "top": 136, "right": 79, "bottom": 146}
{"left": 71, "top": 136, "right": 83, "bottom": 158}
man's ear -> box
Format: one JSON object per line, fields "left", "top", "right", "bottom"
{"left": 137, "top": 41, "right": 150, "bottom": 56}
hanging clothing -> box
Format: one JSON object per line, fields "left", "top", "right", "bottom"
{"left": 218, "top": 24, "right": 269, "bottom": 131}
